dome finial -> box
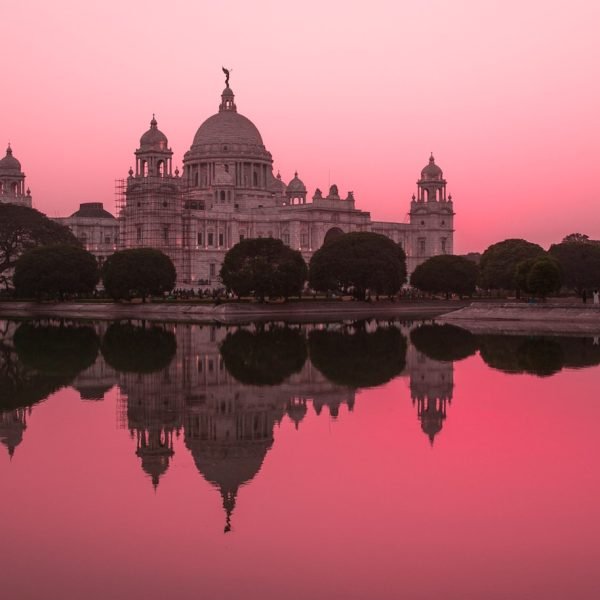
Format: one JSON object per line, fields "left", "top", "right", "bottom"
{"left": 6, "top": 142, "right": 12, "bottom": 156}
{"left": 150, "top": 114, "right": 157, "bottom": 127}
{"left": 430, "top": 152, "right": 435, "bottom": 162}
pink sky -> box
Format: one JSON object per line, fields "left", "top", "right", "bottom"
{"left": 2, "top": 0, "right": 599, "bottom": 253}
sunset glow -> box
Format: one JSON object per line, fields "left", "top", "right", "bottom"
{"left": 2, "top": 0, "right": 599, "bottom": 252}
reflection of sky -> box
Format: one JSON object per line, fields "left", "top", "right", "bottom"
{"left": 1, "top": 324, "right": 600, "bottom": 599}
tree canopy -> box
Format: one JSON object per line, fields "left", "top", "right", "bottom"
{"left": 309, "top": 232, "right": 406, "bottom": 299}
{"left": 308, "top": 324, "right": 407, "bottom": 388}
{"left": 479, "top": 238, "right": 546, "bottom": 293}
{"left": 410, "top": 255, "right": 478, "bottom": 297}
{"left": 220, "top": 238, "right": 307, "bottom": 300}
{"left": 0, "top": 204, "right": 80, "bottom": 288}
{"left": 13, "top": 244, "right": 99, "bottom": 299}
{"left": 548, "top": 241, "right": 600, "bottom": 292}
{"left": 219, "top": 326, "right": 307, "bottom": 385}
{"left": 101, "top": 323, "right": 177, "bottom": 373}
{"left": 101, "top": 248, "right": 176, "bottom": 301}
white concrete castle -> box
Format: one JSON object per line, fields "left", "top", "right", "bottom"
{"left": 2, "top": 75, "right": 455, "bottom": 285}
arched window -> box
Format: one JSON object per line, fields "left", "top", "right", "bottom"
{"left": 11, "top": 182, "right": 18, "bottom": 194}
{"left": 253, "top": 171, "right": 258, "bottom": 187}
{"left": 220, "top": 190, "right": 226, "bottom": 202}
{"left": 157, "top": 161, "right": 164, "bottom": 177}
{"left": 194, "top": 172, "right": 199, "bottom": 186}
{"left": 142, "top": 161, "right": 148, "bottom": 177}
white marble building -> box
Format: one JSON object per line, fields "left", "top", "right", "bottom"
{"left": 118, "top": 81, "right": 455, "bottom": 286}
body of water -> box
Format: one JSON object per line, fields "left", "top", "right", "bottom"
{"left": 1, "top": 319, "right": 599, "bottom": 599}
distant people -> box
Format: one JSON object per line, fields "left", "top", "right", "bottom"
{"left": 582, "top": 289, "right": 587, "bottom": 304}
{"left": 594, "top": 289, "right": 600, "bottom": 305}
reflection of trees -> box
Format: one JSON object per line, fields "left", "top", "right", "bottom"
{"left": 219, "top": 327, "right": 307, "bottom": 385}
{"left": 14, "top": 322, "right": 99, "bottom": 378}
{"left": 0, "top": 322, "right": 99, "bottom": 411}
{"left": 478, "top": 335, "right": 563, "bottom": 377}
{"left": 410, "top": 324, "right": 478, "bottom": 362}
{"left": 558, "top": 338, "right": 600, "bottom": 369}
{"left": 101, "top": 323, "right": 176, "bottom": 373}
{"left": 308, "top": 324, "right": 407, "bottom": 388}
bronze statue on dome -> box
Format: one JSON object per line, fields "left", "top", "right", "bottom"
{"left": 222, "top": 67, "right": 231, "bottom": 88}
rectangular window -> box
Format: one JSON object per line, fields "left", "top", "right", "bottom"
{"left": 136, "top": 226, "right": 143, "bottom": 242}
{"left": 239, "top": 234, "right": 245, "bottom": 242}
{"left": 104, "top": 235, "right": 111, "bottom": 245}
{"left": 163, "top": 226, "right": 169, "bottom": 242}
{"left": 301, "top": 233, "right": 308, "bottom": 247}
{"left": 219, "top": 232, "right": 224, "bottom": 247}
{"left": 208, "top": 232, "right": 214, "bottom": 246}
{"left": 197, "top": 232, "right": 203, "bottom": 246}
{"left": 282, "top": 233, "right": 290, "bottom": 245}
{"left": 418, "top": 238, "right": 426, "bottom": 254}
{"left": 209, "top": 263, "right": 215, "bottom": 277}
{"left": 441, "top": 238, "right": 447, "bottom": 254}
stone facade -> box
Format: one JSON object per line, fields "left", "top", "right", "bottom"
{"left": 6, "top": 80, "right": 455, "bottom": 283}
{"left": 118, "top": 83, "right": 455, "bottom": 286}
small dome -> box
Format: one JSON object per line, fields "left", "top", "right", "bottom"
{"left": 69, "top": 202, "right": 116, "bottom": 219}
{"left": 421, "top": 154, "right": 443, "bottom": 180}
{"left": 0, "top": 145, "right": 22, "bottom": 172}
{"left": 287, "top": 171, "right": 306, "bottom": 194}
{"left": 139, "top": 116, "right": 169, "bottom": 151}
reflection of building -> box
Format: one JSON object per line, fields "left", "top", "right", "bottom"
{"left": 0, "top": 407, "right": 30, "bottom": 458}
{"left": 405, "top": 342, "right": 454, "bottom": 444}
{"left": 0, "top": 145, "right": 32, "bottom": 208}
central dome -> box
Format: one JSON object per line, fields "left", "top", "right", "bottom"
{"left": 192, "top": 110, "right": 264, "bottom": 148}
{"left": 188, "top": 87, "right": 270, "bottom": 161}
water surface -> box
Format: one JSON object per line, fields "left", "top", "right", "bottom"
{"left": 1, "top": 319, "right": 599, "bottom": 599}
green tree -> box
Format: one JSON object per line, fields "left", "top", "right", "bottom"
{"left": 309, "top": 232, "right": 406, "bottom": 300}
{"left": 220, "top": 238, "right": 307, "bottom": 300}
{"left": 13, "top": 245, "right": 99, "bottom": 299}
{"left": 526, "top": 258, "right": 562, "bottom": 298}
{"left": 410, "top": 255, "right": 478, "bottom": 298}
{"left": 410, "top": 324, "right": 478, "bottom": 362}
{"left": 548, "top": 241, "right": 600, "bottom": 293}
{"left": 101, "top": 323, "right": 176, "bottom": 373}
{"left": 562, "top": 233, "right": 589, "bottom": 243}
{"left": 479, "top": 239, "right": 546, "bottom": 295}
{"left": 0, "top": 204, "right": 80, "bottom": 289}
{"left": 102, "top": 248, "right": 176, "bottom": 301}
{"left": 308, "top": 324, "right": 407, "bottom": 388}
{"left": 219, "top": 326, "right": 307, "bottom": 385}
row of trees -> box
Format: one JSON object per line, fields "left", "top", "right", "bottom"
{"left": 4, "top": 203, "right": 600, "bottom": 301}
{"left": 220, "top": 233, "right": 407, "bottom": 300}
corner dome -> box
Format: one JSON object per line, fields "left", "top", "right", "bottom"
{"left": 139, "top": 116, "right": 169, "bottom": 151}
{"left": 0, "top": 145, "right": 22, "bottom": 172}
{"left": 287, "top": 172, "right": 306, "bottom": 193}
{"left": 421, "top": 154, "right": 443, "bottom": 180}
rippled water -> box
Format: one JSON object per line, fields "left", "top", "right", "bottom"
{"left": 1, "top": 319, "right": 599, "bottom": 599}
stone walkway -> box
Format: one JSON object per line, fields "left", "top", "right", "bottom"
{"left": 440, "top": 302, "right": 600, "bottom": 335}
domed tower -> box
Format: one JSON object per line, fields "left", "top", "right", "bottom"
{"left": 119, "top": 117, "right": 183, "bottom": 278}
{"left": 286, "top": 172, "right": 307, "bottom": 205}
{"left": 0, "top": 145, "right": 32, "bottom": 208}
{"left": 408, "top": 154, "right": 454, "bottom": 274}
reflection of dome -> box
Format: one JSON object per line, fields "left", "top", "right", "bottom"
{"left": 286, "top": 399, "right": 307, "bottom": 429}
{"left": 421, "top": 413, "right": 444, "bottom": 445}
{"left": 287, "top": 172, "right": 306, "bottom": 194}
{"left": 0, "top": 145, "right": 22, "bottom": 172}
{"left": 186, "top": 439, "right": 271, "bottom": 533}
{"left": 420, "top": 154, "right": 443, "bottom": 180}
{"left": 139, "top": 453, "right": 172, "bottom": 488}
{"left": 140, "top": 116, "right": 169, "bottom": 151}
